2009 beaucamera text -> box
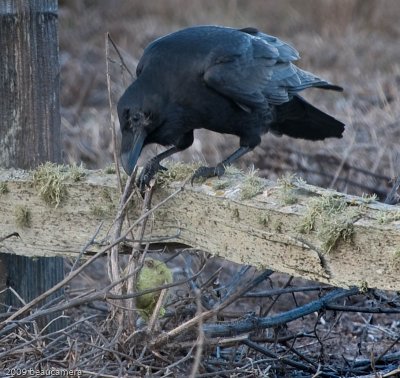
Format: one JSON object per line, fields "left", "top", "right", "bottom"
{"left": 4, "top": 368, "right": 82, "bottom": 376}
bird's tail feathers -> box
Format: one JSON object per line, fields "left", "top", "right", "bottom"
{"left": 313, "top": 83, "right": 343, "bottom": 92}
{"left": 270, "top": 95, "right": 344, "bottom": 140}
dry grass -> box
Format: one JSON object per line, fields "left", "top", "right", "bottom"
{"left": 2, "top": 1, "right": 400, "bottom": 376}
{"left": 59, "top": 0, "right": 400, "bottom": 200}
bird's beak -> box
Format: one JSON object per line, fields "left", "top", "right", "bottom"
{"left": 121, "top": 127, "right": 147, "bottom": 176}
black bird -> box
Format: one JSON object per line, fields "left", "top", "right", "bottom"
{"left": 118, "top": 25, "right": 344, "bottom": 189}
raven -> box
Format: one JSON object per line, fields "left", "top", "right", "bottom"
{"left": 118, "top": 26, "right": 344, "bottom": 189}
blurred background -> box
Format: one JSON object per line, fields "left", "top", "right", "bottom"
{"left": 59, "top": 0, "right": 400, "bottom": 198}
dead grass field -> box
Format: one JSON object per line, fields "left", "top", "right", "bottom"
{"left": 60, "top": 0, "right": 400, "bottom": 198}
{"left": 2, "top": 1, "right": 399, "bottom": 377}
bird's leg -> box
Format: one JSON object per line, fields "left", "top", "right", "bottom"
{"left": 138, "top": 146, "right": 179, "bottom": 191}
{"left": 191, "top": 146, "right": 251, "bottom": 184}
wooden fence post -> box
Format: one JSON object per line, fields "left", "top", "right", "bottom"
{"left": 0, "top": 0, "right": 65, "bottom": 333}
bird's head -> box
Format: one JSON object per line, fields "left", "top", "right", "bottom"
{"left": 118, "top": 105, "right": 150, "bottom": 176}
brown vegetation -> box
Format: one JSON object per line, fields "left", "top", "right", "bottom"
{"left": 60, "top": 0, "right": 400, "bottom": 198}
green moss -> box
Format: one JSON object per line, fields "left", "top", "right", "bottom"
{"left": 14, "top": 205, "right": 31, "bottom": 228}
{"left": 157, "top": 161, "right": 201, "bottom": 186}
{"left": 319, "top": 217, "right": 355, "bottom": 252}
{"left": 33, "top": 163, "right": 68, "bottom": 207}
{"left": 277, "top": 174, "right": 298, "bottom": 205}
{"left": 361, "top": 193, "right": 378, "bottom": 203}
{"left": 136, "top": 258, "right": 173, "bottom": 320}
{"left": 298, "top": 195, "right": 361, "bottom": 253}
{"left": 212, "top": 179, "right": 231, "bottom": 190}
{"left": 68, "top": 163, "right": 86, "bottom": 182}
{"left": 0, "top": 182, "right": 9, "bottom": 195}
{"left": 225, "top": 165, "right": 242, "bottom": 175}
{"left": 277, "top": 174, "right": 296, "bottom": 188}
{"left": 378, "top": 211, "right": 400, "bottom": 224}
{"left": 104, "top": 163, "right": 116, "bottom": 174}
{"left": 240, "top": 169, "right": 265, "bottom": 200}
{"left": 299, "top": 195, "right": 346, "bottom": 233}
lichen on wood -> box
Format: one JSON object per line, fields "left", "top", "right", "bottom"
{"left": 298, "top": 194, "right": 361, "bottom": 252}
{"left": 32, "top": 162, "right": 68, "bottom": 207}
{"left": 1, "top": 165, "right": 400, "bottom": 290}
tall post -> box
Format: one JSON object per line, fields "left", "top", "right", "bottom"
{"left": 0, "top": 0, "right": 64, "bottom": 333}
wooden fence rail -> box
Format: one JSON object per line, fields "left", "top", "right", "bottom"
{"left": 0, "top": 166, "right": 399, "bottom": 291}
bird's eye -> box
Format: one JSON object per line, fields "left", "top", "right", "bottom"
{"left": 132, "top": 113, "right": 141, "bottom": 123}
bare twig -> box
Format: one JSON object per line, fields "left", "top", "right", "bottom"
{"left": 107, "top": 170, "right": 137, "bottom": 331}
{"left": 189, "top": 289, "right": 205, "bottom": 378}
{"left": 377, "top": 334, "right": 400, "bottom": 363}
{"left": 152, "top": 270, "right": 273, "bottom": 347}
{"left": 0, "top": 232, "right": 20, "bottom": 243}
{"left": 261, "top": 276, "right": 294, "bottom": 318}
{"left": 124, "top": 185, "right": 155, "bottom": 329}
{"left": 70, "top": 221, "right": 103, "bottom": 272}
{"left": 105, "top": 32, "right": 123, "bottom": 195}
{"left": 202, "top": 287, "right": 359, "bottom": 338}
{"left": 244, "top": 285, "right": 331, "bottom": 297}
{"left": 0, "top": 267, "right": 202, "bottom": 338}
{"left": 107, "top": 32, "right": 134, "bottom": 79}
{"left": 326, "top": 304, "right": 400, "bottom": 314}
{"left": 147, "top": 288, "right": 168, "bottom": 334}
{"left": 243, "top": 338, "right": 318, "bottom": 375}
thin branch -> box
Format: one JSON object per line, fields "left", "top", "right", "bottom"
{"left": 105, "top": 32, "right": 123, "bottom": 195}
{"left": 244, "top": 285, "right": 331, "bottom": 297}
{"left": 152, "top": 270, "right": 273, "bottom": 347}
{"left": 189, "top": 289, "right": 205, "bottom": 378}
{"left": 326, "top": 304, "right": 400, "bottom": 314}
{"left": 147, "top": 288, "right": 168, "bottom": 334}
{"left": 376, "top": 334, "right": 400, "bottom": 363}
{"left": 243, "top": 339, "right": 319, "bottom": 376}
{"left": 107, "top": 32, "right": 134, "bottom": 79}
{"left": 0, "top": 232, "right": 20, "bottom": 243}
{"left": 70, "top": 221, "right": 103, "bottom": 272}
{"left": 202, "top": 287, "right": 359, "bottom": 338}
{"left": 0, "top": 268, "right": 203, "bottom": 338}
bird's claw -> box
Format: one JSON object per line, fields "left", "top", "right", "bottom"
{"left": 137, "top": 160, "right": 166, "bottom": 193}
{"left": 191, "top": 164, "right": 225, "bottom": 185}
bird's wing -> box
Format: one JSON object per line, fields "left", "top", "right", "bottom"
{"left": 203, "top": 36, "right": 280, "bottom": 108}
{"left": 204, "top": 28, "right": 337, "bottom": 108}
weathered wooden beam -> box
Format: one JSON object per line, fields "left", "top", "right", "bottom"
{"left": 0, "top": 0, "right": 64, "bottom": 332}
{"left": 0, "top": 167, "right": 119, "bottom": 260}
{"left": 0, "top": 166, "right": 399, "bottom": 291}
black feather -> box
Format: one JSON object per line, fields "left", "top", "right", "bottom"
{"left": 271, "top": 95, "right": 344, "bottom": 140}
{"left": 118, "top": 25, "right": 345, "bottom": 186}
